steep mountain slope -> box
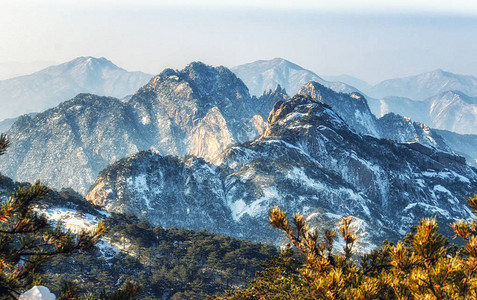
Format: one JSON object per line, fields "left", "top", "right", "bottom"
{"left": 0, "top": 62, "right": 283, "bottom": 194}
{"left": 0, "top": 113, "right": 37, "bottom": 133}
{"left": 1, "top": 94, "right": 141, "bottom": 194}
{"left": 231, "top": 58, "right": 359, "bottom": 96}
{"left": 87, "top": 95, "right": 477, "bottom": 247}
{"left": 0, "top": 168, "right": 274, "bottom": 299}
{"left": 376, "top": 113, "right": 450, "bottom": 151}
{"left": 435, "top": 129, "right": 477, "bottom": 167}
{"left": 368, "top": 69, "right": 477, "bottom": 100}
{"left": 426, "top": 91, "right": 477, "bottom": 134}
{"left": 298, "top": 82, "right": 379, "bottom": 136}
{"left": 296, "top": 82, "right": 450, "bottom": 152}
{"left": 0, "top": 57, "right": 152, "bottom": 121}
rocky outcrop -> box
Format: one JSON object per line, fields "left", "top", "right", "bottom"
{"left": 298, "top": 81, "right": 379, "bottom": 136}
{"left": 377, "top": 113, "right": 451, "bottom": 151}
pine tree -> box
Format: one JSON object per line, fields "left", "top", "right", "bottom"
{"left": 0, "top": 134, "right": 106, "bottom": 299}
{"left": 221, "top": 198, "right": 477, "bottom": 299}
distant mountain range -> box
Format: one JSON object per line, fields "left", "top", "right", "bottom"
{"left": 231, "top": 58, "right": 358, "bottom": 96}
{"left": 367, "top": 69, "right": 477, "bottom": 100}
{"left": 374, "top": 91, "right": 477, "bottom": 135}
{"left": 3, "top": 60, "right": 473, "bottom": 196}
{"left": 0, "top": 56, "right": 152, "bottom": 121}
{"left": 322, "top": 74, "right": 373, "bottom": 93}
{"left": 232, "top": 59, "right": 477, "bottom": 135}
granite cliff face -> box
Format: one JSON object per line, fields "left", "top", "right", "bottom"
{"left": 377, "top": 113, "right": 451, "bottom": 151}
{"left": 0, "top": 62, "right": 284, "bottom": 194}
{"left": 298, "top": 82, "right": 379, "bottom": 136}
{"left": 86, "top": 95, "right": 477, "bottom": 247}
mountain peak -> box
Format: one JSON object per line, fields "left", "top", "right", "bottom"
{"left": 183, "top": 61, "right": 213, "bottom": 74}
{"left": 67, "top": 56, "right": 117, "bottom": 68}
{"left": 269, "top": 57, "right": 305, "bottom": 70}
{"left": 147, "top": 62, "right": 250, "bottom": 102}
{"left": 369, "top": 68, "right": 477, "bottom": 100}
{"left": 264, "top": 94, "right": 347, "bottom": 137}
{"left": 0, "top": 57, "right": 153, "bottom": 121}
{"left": 231, "top": 58, "right": 324, "bottom": 96}
{"left": 262, "top": 84, "right": 287, "bottom": 96}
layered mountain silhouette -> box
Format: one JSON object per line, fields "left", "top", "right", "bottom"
{"left": 367, "top": 69, "right": 477, "bottom": 100}
{"left": 1, "top": 59, "right": 476, "bottom": 249}
{"left": 231, "top": 58, "right": 359, "bottom": 96}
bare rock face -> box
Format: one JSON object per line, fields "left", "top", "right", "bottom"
{"left": 3, "top": 60, "right": 474, "bottom": 204}
{"left": 0, "top": 62, "right": 285, "bottom": 194}
{"left": 377, "top": 113, "right": 451, "bottom": 151}
{"left": 87, "top": 95, "right": 477, "bottom": 247}
{"left": 188, "top": 107, "right": 234, "bottom": 161}
{"left": 298, "top": 81, "right": 379, "bottom": 136}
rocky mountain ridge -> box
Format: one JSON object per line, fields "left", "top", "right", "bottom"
{"left": 86, "top": 94, "right": 477, "bottom": 247}
{"left": 373, "top": 91, "right": 477, "bottom": 135}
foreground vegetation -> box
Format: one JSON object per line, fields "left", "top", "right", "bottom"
{"left": 221, "top": 195, "right": 477, "bottom": 299}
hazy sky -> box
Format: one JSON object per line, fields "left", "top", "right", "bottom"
{"left": 1, "top": 0, "right": 477, "bottom": 83}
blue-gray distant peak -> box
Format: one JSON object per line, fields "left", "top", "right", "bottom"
{"left": 0, "top": 56, "right": 153, "bottom": 121}
{"left": 368, "top": 69, "right": 477, "bottom": 100}
{"left": 231, "top": 58, "right": 359, "bottom": 97}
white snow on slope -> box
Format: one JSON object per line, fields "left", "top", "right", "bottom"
{"left": 230, "top": 186, "right": 279, "bottom": 221}
{"left": 37, "top": 207, "right": 99, "bottom": 233}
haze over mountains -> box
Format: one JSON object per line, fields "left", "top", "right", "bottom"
{"left": 231, "top": 58, "right": 359, "bottom": 96}
{"left": 0, "top": 56, "right": 152, "bottom": 121}
{"left": 367, "top": 69, "right": 477, "bottom": 100}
